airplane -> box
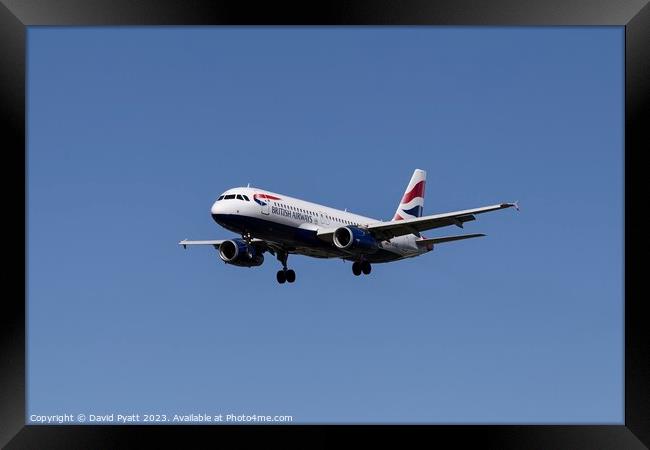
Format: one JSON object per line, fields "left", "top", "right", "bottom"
{"left": 179, "top": 169, "right": 518, "bottom": 284}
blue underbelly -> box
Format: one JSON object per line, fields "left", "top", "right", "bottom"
{"left": 211, "top": 213, "right": 402, "bottom": 263}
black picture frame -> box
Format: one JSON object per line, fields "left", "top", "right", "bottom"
{"left": 2, "top": 1, "right": 647, "bottom": 447}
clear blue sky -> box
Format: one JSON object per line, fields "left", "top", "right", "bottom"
{"left": 27, "top": 27, "right": 623, "bottom": 424}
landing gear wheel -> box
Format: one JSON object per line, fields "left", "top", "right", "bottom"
{"left": 361, "top": 261, "right": 372, "bottom": 275}
{"left": 285, "top": 269, "right": 296, "bottom": 283}
{"left": 352, "top": 262, "right": 362, "bottom": 276}
{"left": 276, "top": 270, "right": 286, "bottom": 284}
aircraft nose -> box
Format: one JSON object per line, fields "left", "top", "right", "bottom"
{"left": 211, "top": 200, "right": 223, "bottom": 215}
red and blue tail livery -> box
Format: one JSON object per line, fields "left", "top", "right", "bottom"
{"left": 394, "top": 169, "right": 426, "bottom": 221}
{"left": 179, "top": 169, "right": 518, "bottom": 284}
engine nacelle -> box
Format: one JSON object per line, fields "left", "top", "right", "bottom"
{"left": 218, "top": 239, "right": 264, "bottom": 267}
{"left": 333, "top": 226, "right": 378, "bottom": 253}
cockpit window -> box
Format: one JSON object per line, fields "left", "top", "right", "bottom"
{"left": 221, "top": 193, "right": 250, "bottom": 201}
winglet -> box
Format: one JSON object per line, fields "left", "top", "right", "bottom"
{"left": 501, "top": 201, "right": 520, "bottom": 211}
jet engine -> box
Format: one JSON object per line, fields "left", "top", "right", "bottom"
{"left": 218, "top": 239, "right": 264, "bottom": 267}
{"left": 333, "top": 226, "right": 379, "bottom": 253}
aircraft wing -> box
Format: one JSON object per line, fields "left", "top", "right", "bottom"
{"left": 178, "top": 239, "right": 226, "bottom": 249}
{"left": 365, "top": 202, "right": 518, "bottom": 241}
{"left": 179, "top": 238, "right": 286, "bottom": 255}
{"left": 178, "top": 238, "right": 271, "bottom": 248}
{"left": 315, "top": 228, "right": 337, "bottom": 242}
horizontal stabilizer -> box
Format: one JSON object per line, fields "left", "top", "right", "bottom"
{"left": 416, "top": 233, "right": 486, "bottom": 246}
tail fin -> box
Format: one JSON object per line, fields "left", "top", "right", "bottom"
{"left": 393, "top": 169, "right": 426, "bottom": 221}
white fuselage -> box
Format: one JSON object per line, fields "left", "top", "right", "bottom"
{"left": 210, "top": 187, "right": 426, "bottom": 262}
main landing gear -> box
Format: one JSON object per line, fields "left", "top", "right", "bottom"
{"left": 352, "top": 261, "right": 372, "bottom": 276}
{"left": 276, "top": 269, "right": 296, "bottom": 284}
{"left": 276, "top": 250, "right": 296, "bottom": 284}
